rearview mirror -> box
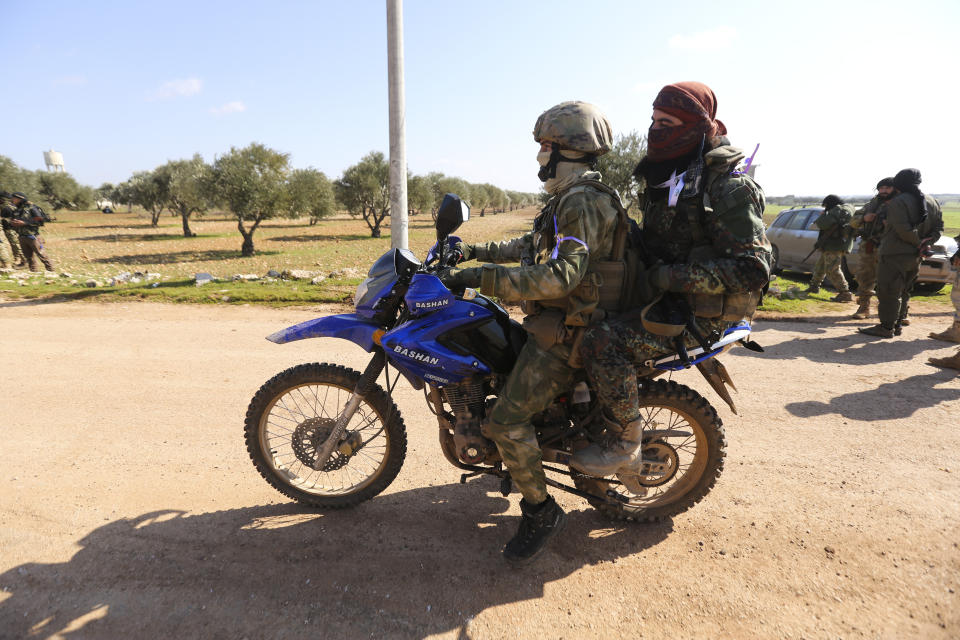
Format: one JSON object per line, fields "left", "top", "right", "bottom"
{"left": 435, "top": 193, "right": 470, "bottom": 240}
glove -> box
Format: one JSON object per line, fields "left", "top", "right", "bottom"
{"left": 454, "top": 241, "right": 476, "bottom": 262}
{"left": 438, "top": 266, "right": 482, "bottom": 291}
{"left": 426, "top": 236, "right": 472, "bottom": 267}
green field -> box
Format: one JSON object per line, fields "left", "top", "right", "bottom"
{"left": 1, "top": 205, "right": 953, "bottom": 312}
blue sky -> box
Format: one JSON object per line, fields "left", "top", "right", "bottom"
{"left": 3, "top": 0, "right": 958, "bottom": 197}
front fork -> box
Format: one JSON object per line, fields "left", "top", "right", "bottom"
{"left": 312, "top": 349, "right": 387, "bottom": 470}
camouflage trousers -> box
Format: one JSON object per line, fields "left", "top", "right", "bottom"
{"left": 0, "top": 231, "right": 11, "bottom": 268}
{"left": 3, "top": 227, "right": 25, "bottom": 262}
{"left": 580, "top": 313, "right": 731, "bottom": 426}
{"left": 854, "top": 248, "right": 880, "bottom": 298}
{"left": 876, "top": 254, "right": 919, "bottom": 327}
{"left": 811, "top": 250, "right": 849, "bottom": 292}
{"left": 486, "top": 338, "right": 576, "bottom": 504}
{"left": 19, "top": 235, "right": 55, "bottom": 272}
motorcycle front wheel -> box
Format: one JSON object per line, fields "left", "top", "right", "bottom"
{"left": 244, "top": 362, "right": 407, "bottom": 508}
{"left": 574, "top": 379, "right": 725, "bottom": 522}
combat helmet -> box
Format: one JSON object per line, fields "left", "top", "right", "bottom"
{"left": 533, "top": 101, "right": 613, "bottom": 155}
{"left": 533, "top": 101, "right": 612, "bottom": 181}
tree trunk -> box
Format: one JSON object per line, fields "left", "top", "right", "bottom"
{"left": 241, "top": 231, "right": 255, "bottom": 256}
{"left": 181, "top": 211, "right": 195, "bottom": 237}
{"left": 371, "top": 225, "right": 381, "bottom": 238}
{"left": 150, "top": 210, "right": 161, "bottom": 226}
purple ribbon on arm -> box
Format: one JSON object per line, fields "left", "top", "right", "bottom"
{"left": 550, "top": 215, "right": 588, "bottom": 259}
{"left": 733, "top": 143, "right": 759, "bottom": 175}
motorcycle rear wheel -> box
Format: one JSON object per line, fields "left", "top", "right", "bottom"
{"left": 244, "top": 362, "right": 407, "bottom": 508}
{"left": 574, "top": 379, "right": 725, "bottom": 522}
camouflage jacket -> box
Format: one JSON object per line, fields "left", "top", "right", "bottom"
{"left": 640, "top": 138, "right": 772, "bottom": 295}
{"left": 814, "top": 204, "right": 854, "bottom": 253}
{"left": 466, "top": 171, "right": 622, "bottom": 325}
{"left": 10, "top": 201, "right": 46, "bottom": 236}
{"left": 0, "top": 201, "right": 15, "bottom": 231}
{"left": 849, "top": 196, "right": 886, "bottom": 242}
{"left": 878, "top": 193, "right": 942, "bottom": 257}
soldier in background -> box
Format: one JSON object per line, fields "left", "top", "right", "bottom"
{"left": 805, "top": 195, "right": 854, "bottom": 302}
{"left": 7, "top": 192, "right": 55, "bottom": 272}
{"left": 439, "top": 101, "right": 624, "bottom": 564}
{"left": 860, "top": 168, "right": 942, "bottom": 338}
{"left": 848, "top": 178, "right": 895, "bottom": 318}
{"left": 570, "top": 81, "right": 771, "bottom": 476}
{"left": 0, "top": 191, "right": 26, "bottom": 268}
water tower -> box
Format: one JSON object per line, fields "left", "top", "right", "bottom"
{"left": 43, "top": 149, "right": 65, "bottom": 172}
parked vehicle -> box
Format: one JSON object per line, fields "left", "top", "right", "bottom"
{"left": 766, "top": 205, "right": 957, "bottom": 292}
{"left": 244, "top": 194, "right": 761, "bottom": 522}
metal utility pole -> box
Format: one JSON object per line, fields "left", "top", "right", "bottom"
{"left": 387, "top": 0, "right": 408, "bottom": 250}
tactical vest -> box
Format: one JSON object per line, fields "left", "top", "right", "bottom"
{"left": 641, "top": 169, "right": 761, "bottom": 323}
{"left": 526, "top": 178, "right": 636, "bottom": 327}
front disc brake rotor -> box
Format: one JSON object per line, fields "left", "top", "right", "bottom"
{"left": 291, "top": 417, "right": 351, "bottom": 471}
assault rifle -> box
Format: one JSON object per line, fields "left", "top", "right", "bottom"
{"left": 802, "top": 221, "right": 843, "bottom": 264}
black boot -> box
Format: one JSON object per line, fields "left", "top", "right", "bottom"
{"left": 502, "top": 496, "right": 566, "bottom": 565}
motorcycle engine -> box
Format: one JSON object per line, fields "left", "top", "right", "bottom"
{"left": 443, "top": 379, "right": 497, "bottom": 464}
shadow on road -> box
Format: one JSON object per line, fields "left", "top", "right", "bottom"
{"left": 738, "top": 331, "right": 945, "bottom": 366}
{"left": 0, "top": 481, "right": 671, "bottom": 638}
{"left": 785, "top": 371, "right": 960, "bottom": 420}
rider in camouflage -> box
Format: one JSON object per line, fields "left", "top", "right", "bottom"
{"left": 848, "top": 178, "right": 895, "bottom": 318}
{"left": 440, "top": 101, "right": 625, "bottom": 564}
{"left": 570, "top": 81, "right": 771, "bottom": 476}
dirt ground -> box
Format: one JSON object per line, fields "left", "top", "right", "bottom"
{"left": 1, "top": 299, "right": 958, "bottom": 639}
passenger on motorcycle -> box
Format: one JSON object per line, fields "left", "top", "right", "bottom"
{"left": 438, "top": 101, "right": 626, "bottom": 564}
{"left": 570, "top": 81, "right": 772, "bottom": 477}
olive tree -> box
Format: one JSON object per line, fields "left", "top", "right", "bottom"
{"left": 159, "top": 155, "right": 210, "bottom": 237}
{"left": 208, "top": 143, "right": 291, "bottom": 256}
{"left": 287, "top": 168, "right": 336, "bottom": 225}
{"left": 127, "top": 169, "right": 171, "bottom": 225}
{"left": 595, "top": 131, "right": 647, "bottom": 215}
{"left": 407, "top": 174, "right": 433, "bottom": 215}
{"left": 36, "top": 171, "right": 93, "bottom": 211}
{"left": 335, "top": 151, "right": 390, "bottom": 238}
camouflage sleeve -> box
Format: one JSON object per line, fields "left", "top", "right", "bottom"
{"left": 476, "top": 194, "right": 598, "bottom": 302}
{"left": 471, "top": 233, "right": 534, "bottom": 263}
{"left": 661, "top": 175, "right": 772, "bottom": 294}
{"left": 850, "top": 197, "right": 880, "bottom": 228}
{"left": 885, "top": 199, "right": 921, "bottom": 248}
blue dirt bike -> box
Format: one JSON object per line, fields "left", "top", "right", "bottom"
{"left": 244, "top": 194, "right": 756, "bottom": 521}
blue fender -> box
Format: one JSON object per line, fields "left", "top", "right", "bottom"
{"left": 266, "top": 314, "right": 380, "bottom": 352}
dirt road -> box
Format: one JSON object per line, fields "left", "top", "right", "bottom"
{"left": 1, "top": 300, "right": 958, "bottom": 639}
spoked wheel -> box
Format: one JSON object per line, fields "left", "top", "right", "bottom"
{"left": 244, "top": 363, "right": 406, "bottom": 508}
{"left": 574, "top": 379, "right": 725, "bottom": 522}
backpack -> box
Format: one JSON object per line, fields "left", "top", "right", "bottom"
{"left": 916, "top": 198, "right": 943, "bottom": 243}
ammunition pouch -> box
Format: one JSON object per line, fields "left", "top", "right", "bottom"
{"left": 687, "top": 290, "right": 761, "bottom": 322}
{"left": 522, "top": 309, "right": 568, "bottom": 351}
